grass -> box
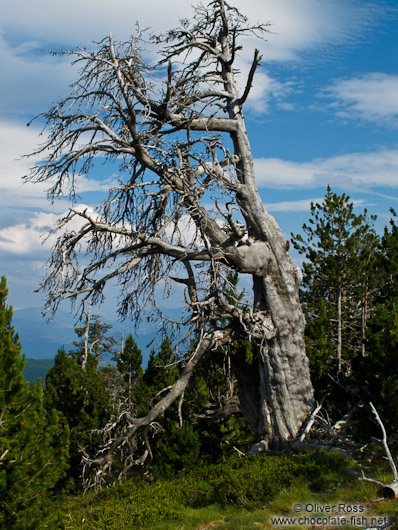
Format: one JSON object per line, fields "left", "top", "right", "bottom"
{"left": 45, "top": 449, "right": 398, "bottom": 530}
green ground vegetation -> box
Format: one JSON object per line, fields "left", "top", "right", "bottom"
{"left": 45, "top": 449, "right": 398, "bottom": 530}
{"left": 3, "top": 189, "right": 398, "bottom": 528}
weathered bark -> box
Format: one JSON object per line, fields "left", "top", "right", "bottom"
{"left": 26, "top": 0, "right": 314, "bottom": 474}
{"left": 214, "top": 12, "right": 313, "bottom": 443}
{"left": 337, "top": 282, "right": 343, "bottom": 375}
{"left": 359, "top": 403, "right": 398, "bottom": 499}
{"left": 232, "top": 254, "right": 313, "bottom": 446}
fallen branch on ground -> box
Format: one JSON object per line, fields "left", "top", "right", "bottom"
{"left": 359, "top": 402, "right": 398, "bottom": 499}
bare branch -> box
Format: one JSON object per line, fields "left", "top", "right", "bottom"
{"left": 369, "top": 402, "right": 398, "bottom": 482}
{"left": 81, "top": 302, "right": 91, "bottom": 369}
{"left": 235, "top": 49, "right": 262, "bottom": 107}
{"left": 359, "top": 403, "right": 398, "bottom": 499}
{"left": 83, "top": 328, "right": 230, "bottom": 487}
{"left": 27, "top": 0, "right": 313, "bottom": 484}
{"left": 292, "top": 400, "right": 324, "bottom": 446}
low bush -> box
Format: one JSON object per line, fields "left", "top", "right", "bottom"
{"left": 62, "top": 480, "right": 183, "bottom": 529}
{"left": 59, "top": 450, "right": 349, "bottom": 529}
{"left": 176, "top": 450, "right": 348, "bottom": 509}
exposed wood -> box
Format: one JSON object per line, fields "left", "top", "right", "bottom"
{"left": 81, "top": 302, "right": 91, "bottom": 370}
{"left": 359, "top": 403, "right": 398, "bottom": 499}
{"left": 292, "top": 400, "right": 324, "bottom": 446}
{"left": 26, "top": 0, "right": 314, "bottom": 485}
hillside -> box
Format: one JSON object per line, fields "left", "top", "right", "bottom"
{"left": 12, "top": 305, "right": 179, "bottom": 364}
{"left": 23, "top": 358, "right": 54, "bottom": 383}
{"left": 45, "top": 450, "right": 398, "bottom": 529}
{"left": 14, "top": 307, "right": 75, "bottom": 359}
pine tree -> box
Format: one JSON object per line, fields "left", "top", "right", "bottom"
{"left": 72, "top": 313, "right": 117, "bottom": 366}
{"left": 291, "top": 187, "right": 379, "bottom": 409}
{"left": 189, "top": 347, "right": 255, "bottom": 462}
{"left": 143, "top": 336, "right": 178, "bottom": 394}
{"left": 116, "top": 333, "right": 143, "bottom": 409}
{"left": 142, "top": 336, "right": 200, "bottom": 475}
{"left": 143, "top": 276, "right": 255, "bottom": 471}
{"left": 0, "top": 277, "right": 68, "bottom": 529}
{"left": 189, "top": 271, "right": 256, "bottom": 460}
{"left": 44, "top": 347, "right": 112, "bottom": 489}
{"left": 358, "top": 210, "right": 398, "bottom": 432}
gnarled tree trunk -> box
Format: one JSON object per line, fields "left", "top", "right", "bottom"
{"left": 26, "top": 0, "right": 314, "bottom": 481}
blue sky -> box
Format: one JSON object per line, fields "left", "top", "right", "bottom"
{"left": 0, "top": 0, "right": 397, "bottom": 322}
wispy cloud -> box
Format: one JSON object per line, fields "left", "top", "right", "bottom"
{"left": 325, "top": 73, "right": 398, "bottom": 126}
{"left": 0, "top": 205, "right": 97, "bottom": 256}
{"left": 0, "top": 121, "right": 113, "bottom": 212}
{"left": 263, "top": 197, "right": 368, "bottom": 213}
{"left": 1, "top": 0, "right": 375, "bottom": 60}
{"left": 0, "top": 36, "right": 73, "bottom": 119}
{"left": 255, "top": 149, "right": 398, "bottom": 190}
{"left": 0, "top": 0, "right": 380, "bottom": 119}
{"left": 242, "top": 70, "right": 298, "bottom": 114}
{"left": 238, "top": 0, "right": 375, "bottom": 62}
{"left": 264, "top": 198, "right": 325, "bottom": 212}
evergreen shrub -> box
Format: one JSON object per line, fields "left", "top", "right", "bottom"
{"left": 176, "top": 450, "right": 348, "bottom": 509}
{"left": 64, "top": 450, "right": 348, "bottom": 529}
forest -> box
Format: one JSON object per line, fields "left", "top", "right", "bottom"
{"left": 1, "top": 188, "right": 398, "bottom": 529}
{"left": 1, "top": 0, "right": 397, "bottom": 528}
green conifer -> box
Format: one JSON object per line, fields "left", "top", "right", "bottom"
{"left": 359, "top": 210, "right": 398, "bottom": 431}
{"left": 0, "top": 277, "right": 68, "bottom": 529}
{"left": 142, "top": 336, "right": 200, "bottom": 475}
{"left": 117, "top": 333, "right": 143, "bottom": 408}
{"left": 44, "top": 347, "right": 112, "bottom": 489}
{"left": 143, "top": 336, "right": 178, "bottom": 393}
{"left": 291, "top": 186, "right": 379, "bottom": 410}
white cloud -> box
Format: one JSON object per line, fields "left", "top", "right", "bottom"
{"left": 0, "top": 205, "right": 98, "bottom": 255}
{"left": 264, "top": 198, "right": 324, "bottom": 212}
{"left": 0, "top": 121, "right": 112, "bottom": 212}
{"left": 239, "top": 69, "right": 298, "bottom": 114}
{"left": 0, "top": 120, "right": 61, "bottom": 209}
{"left": 237, "top": 0, "right": 373, "bottom": 62}
{"left": 263, "top": 197, "right": 367, "bottom": 213}
{"left": 0, "top": 212, "right": 56, "bottom": 255}
{"left": 255, "top": 149, "right": 398, "bottom": 190}
{"left": 0, "top": 121, "right": 44, "bottom": 180}
{"left": 1, "top": 0, "right": 374, "bottom": 61}
{"left": 0, "top": 0, "right": 379, "bottom": 120}
{"left": 165, "top": 214, "right": 201, "bottom": 247}
{"left": 326, "top": 73, "right": 398, "bottom": 125}
{"left": 1, "top": 1, "right": 192, "bottom": 47}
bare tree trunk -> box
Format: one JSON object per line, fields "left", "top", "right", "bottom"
{"left": 361, "top": 290, "right": 367, "bottom": 358}
{"left": 128, "top": 364, "right": 132, "bottom": 411}
{"left": 337, "top": 284, "right": 342, "bottom": 375}
{"left": 221, "top": 86, "right": 313, "bottom": 443}
{"left": 26, "top": 0, "right": 315, "bottom": 471}
{"left": 82, "top": 303, "right": 91, "bottom": 370}
{"left": 232, "top": 247, "right": 313, "bottom": 447}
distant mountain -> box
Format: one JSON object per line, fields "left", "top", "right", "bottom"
{"left": 23, "top": 358, "right": 54, "bottom": 383}
{"left": 12, "top": 305, "right": 185, "bottom": 365}
{"left": 13, "top": 306, "right": 75, "bottom": 359}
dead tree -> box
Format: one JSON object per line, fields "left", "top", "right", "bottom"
{"left": 360, "top": 403, "right": 398, "bottom": 499}
{"left": 26, "top": 0, "right": 314, "bottom": 480}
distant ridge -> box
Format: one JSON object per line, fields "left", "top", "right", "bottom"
{"left": 13, "top": 305, "right": 184, "bottom": 366}
{"left": 23, "top": 358, "right": 54, "bottom": 383}
{"left": 14, "top": 306, "right": 75, "bottom": 359}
